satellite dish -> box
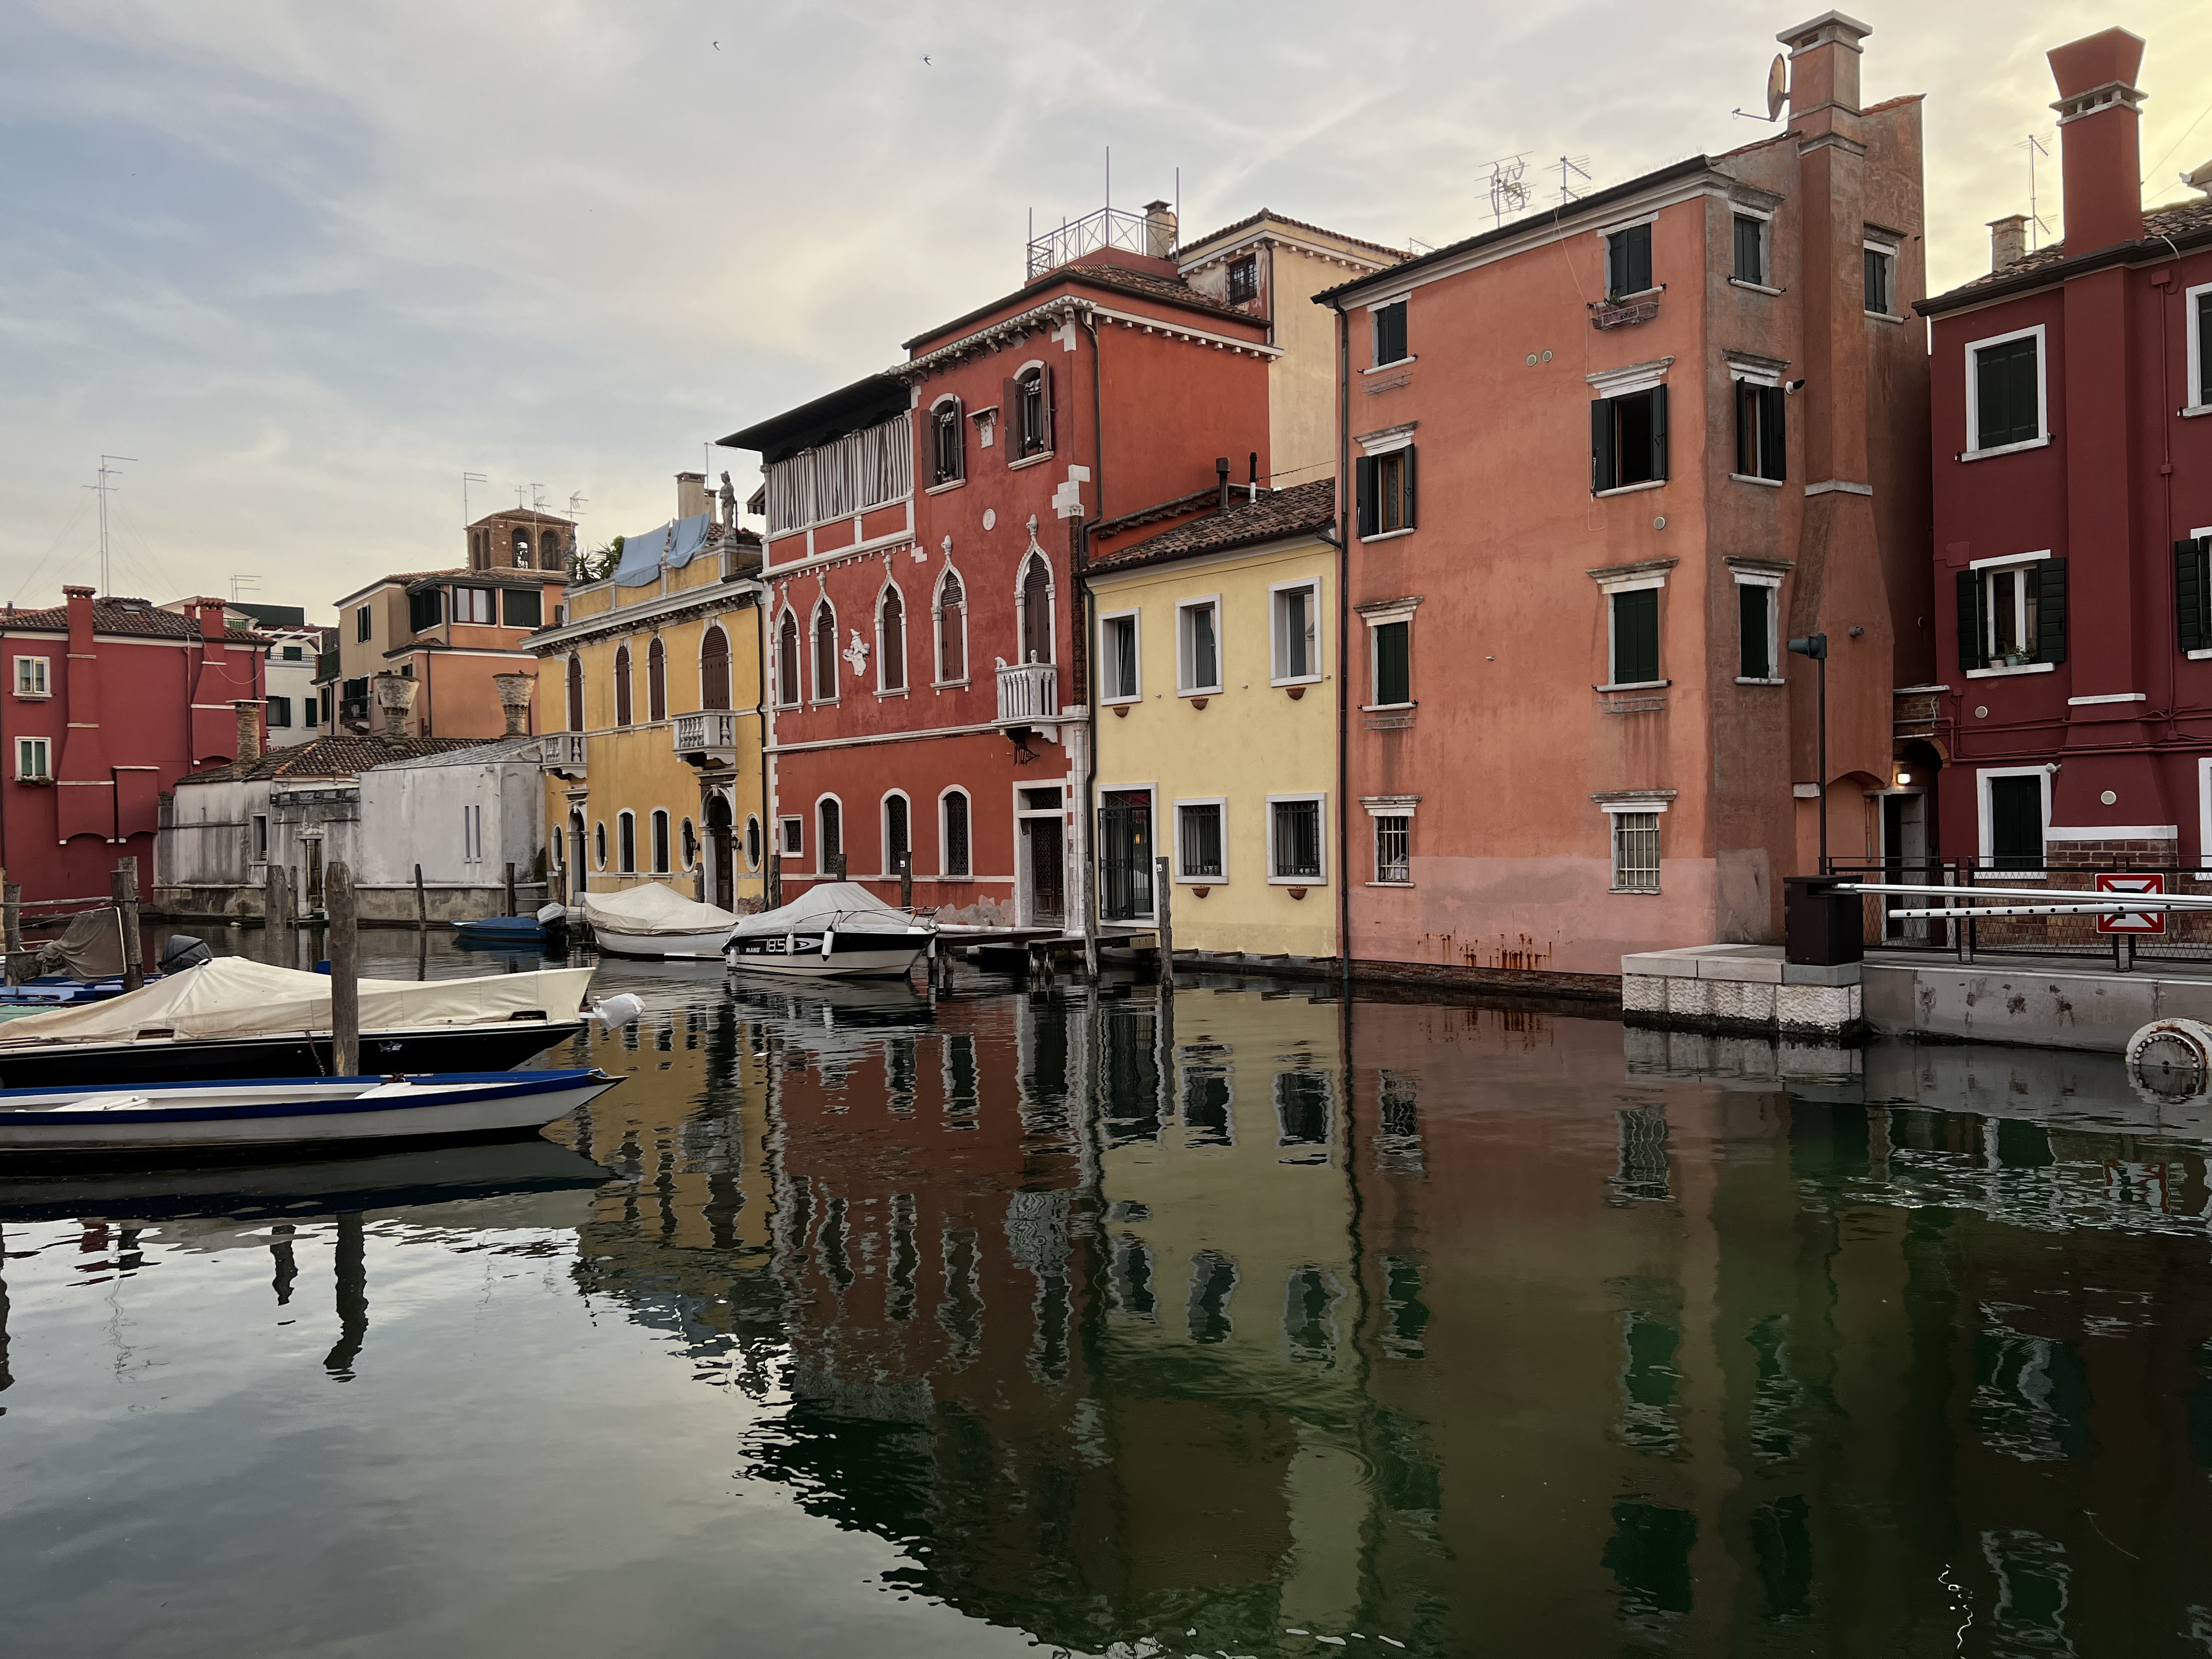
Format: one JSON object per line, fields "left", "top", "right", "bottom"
{"left": 1766, "top": 54, "right": 1789, "bottom": 121}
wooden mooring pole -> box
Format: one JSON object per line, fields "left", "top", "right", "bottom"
{"left": 414, "top": 864, "right": 427, "bottom": 931}
{"left": 1, "top": 873, "right": 21, "bottom": 985}
{"left": 1154, "top": 854, "right": 1175, "bottom": 993}
{"left": 113, "top": 859, "right": 144, "bottom": 993}
{"left": 328, "top": 862, "right": 360, "bottom": 1076}
{"left": 504, "top": 860, "right": 517, "bottom": 918}
{"left": 899, "top": 850, "right": 912, "bottom": 911}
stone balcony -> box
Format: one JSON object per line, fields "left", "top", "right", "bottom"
{"left": 995, "top": 659, "right": 1059, "bottom": 726}
{"left": 541, "top": 733, "right": 587, "bottom": 780}
{"left": 673, "top": 711, "right": 738, "bottom": 767}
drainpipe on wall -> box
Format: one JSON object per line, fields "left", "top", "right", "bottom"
{"left": 1332, "top": 299, "right": 1352, "bottom": 993}
{"left": 1079, "top": 310, "right": 1107, "bottom": 976}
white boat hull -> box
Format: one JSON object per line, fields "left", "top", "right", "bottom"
{"left": 727, "top": 933, "right": 929, "bottom": 980}
{"left": 0, "top": 1070, "right": 619, "bottom": 1153}
{"left": 591, "top": 927, "right": 733, "bottom": 959}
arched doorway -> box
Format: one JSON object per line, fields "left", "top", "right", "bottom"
{"left": 706, "top": 793, "right": 734, "bottom": 909}
{"left": 568, "top": 810, "right": 588, "bottom": 896}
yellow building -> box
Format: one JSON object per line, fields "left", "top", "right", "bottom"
{"left": 1086, "top": 479, "right": 1340, "bottom": 960}
{"left": 532, "top": 475, "right": 769, "bottom": 910}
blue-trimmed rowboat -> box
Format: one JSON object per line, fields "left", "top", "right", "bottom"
{"left": 0, "top": 1069, "right": 620, "bottom": 1155}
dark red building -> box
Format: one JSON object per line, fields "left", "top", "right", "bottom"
{"left": 1922, "top": 27, "right": 2212, "bottom": 874}
{"left": 1, "top": 588, "right": 264, "bottom": 904}
{"left": 722, "top": 207, "right": 1275, "bottom": 927}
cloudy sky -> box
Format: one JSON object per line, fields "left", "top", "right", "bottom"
{"left": 3, "top": 1, "right": 2207, "bottom": 618}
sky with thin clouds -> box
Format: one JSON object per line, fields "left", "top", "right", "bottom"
{"left": 3, "top": 1, "right": 2208, "bottom": 618}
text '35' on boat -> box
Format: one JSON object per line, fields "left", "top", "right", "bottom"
{"left": 725, "top": 881, "right": 935, "bottom": 980}
{"left": 0, "top": 957, "right": 604, "bottom": 1090}
{"left": 0, "top": 1070, "right": 622, "bottom": 1157}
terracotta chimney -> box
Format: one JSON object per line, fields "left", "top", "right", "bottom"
{"left": 1142, "top": 199, "right": 1177, "bottom": 258}
{"left": 62, "top": 585, "right": 95, "bottom": 649}
{"left": 1989, "top": 213, "right": 2029, "bottom": 271}
{"left": 2048, "top": 27, "right": 2147, "bottom": 254}
{"left": 233, "top": 699, "right": 263, "bottom": 765}
{"left": 492, "top": 671, "right": 535, "bottom": 737}
{"left": 1777, "top": 10, "right": 1871, "bottom": 119}
{"left": 676, "top": 472, "right": 709, "bottom": 520}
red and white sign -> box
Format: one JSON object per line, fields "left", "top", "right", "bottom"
{"left": 2096, "top": 873, "right": 2167, "bottom": 934}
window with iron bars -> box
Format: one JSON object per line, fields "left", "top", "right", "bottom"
{"left": 1374, "top": 815, "right": 1411, "bottom": 884}
{"left": 1611, "top": 811, "right": 1660, "bottom": 892}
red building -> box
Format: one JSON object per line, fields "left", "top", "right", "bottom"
{"left": 1922, "top": 27, "right": 2212, "bottom": 872}
{"left": 1, "top": 588, "right": 264, "bottom": 903}
{"left": 723, "top": 206, "right": 1277, "bottom": 926}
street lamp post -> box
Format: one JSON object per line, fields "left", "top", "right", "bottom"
{"left": 1788, "top": 633, "right": 1829, "bottom": 871}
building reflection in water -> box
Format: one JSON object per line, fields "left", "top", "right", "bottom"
{"left": 547, "top": 973, "right": 2212, "bottom": 1654}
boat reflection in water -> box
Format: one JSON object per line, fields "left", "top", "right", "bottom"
{"left": 7, "top": 942, "right": 2212, "bottom": 1655}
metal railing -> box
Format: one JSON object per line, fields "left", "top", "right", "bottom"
{"left": 1826, "top": 858, "right": 2212, "bottom": 965}
{"left": 674, "top": 712, "right": 737, "bottom": 753}
{"left": 995, "top": 659, "right": 1059, "bottom": 724}
{"left": 1026, "top": 206, "right": 1173, "bottom": 280}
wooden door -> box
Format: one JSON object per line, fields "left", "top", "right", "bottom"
{"left": 1026, "top": 817, "right": 1065, "bottom": 926}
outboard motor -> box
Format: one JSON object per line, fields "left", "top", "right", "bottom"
{"left": 157, "top": 935, "right": 214, "bottom": 974}
{"left": 536, "top": 901, "right": 571, "bottom": 953}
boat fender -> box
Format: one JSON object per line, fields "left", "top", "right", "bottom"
{"left": 2125, "top": 1017, "right": 2212, "bottom": 1102}
{"left": 588, "top": 993, "right": 645, "bottom": 1029}
{"left": 821, "top": 927, "right": 836, "bottom": 958}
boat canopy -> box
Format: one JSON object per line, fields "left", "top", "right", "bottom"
{"left": 729, "top": 881, "right": 924, "bottom": 938}
{"left": 0, "top": 959, "right": 597, "bottom": 1047}
{"left": 580, "top": 883, "right": 739, "bottom": 938}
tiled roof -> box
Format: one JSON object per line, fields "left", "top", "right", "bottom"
{"left": 902, "top": 260, "right": 1262, "bottom": 353}
{"left": 178, "top": 733, "right": 482, "bottom": 786}
{"left": 1091, "top": 478, "right": 1338, "bottom": 571}
{"left": 1924, "top": 199, "right": 2212, "bottom": 307}
{"left": 365, "top": 735, "right": 541, "bottom": 771}
{"left": 2, "top": 596, "right": 261, "bottom": 644}
{"left": 1176, "top": 208, "right": 1409, "bottom": 265}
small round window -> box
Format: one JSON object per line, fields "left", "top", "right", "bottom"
{"left": 593, "top": 822, "right": 608, "bottom": 869}
{"left": 681, "top": 818, "right": 698, "bottom": 868}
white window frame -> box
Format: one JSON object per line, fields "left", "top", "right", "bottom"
{"left": 2196, "top": 757, "right": 2212, "bottom": 870}
{"left": 1014, "top": 547, "right": 1057, "bottom": 668}
{"left": 1359, "top": 598, "right": 1420, "bottom": 711}
{"left": 938, "top": 786, "right": 973, "bottom": 877}
{"left": 809, "top": 597, "right": 840, "bottom": 706}
{"left": 1599, "top": 212, "right": 1661, "bottom": 299}
{"left": 2186, "top": 281, "right": 2212, "bottom": 418}
{"left": 1362, "top": 795, "right": 1420, "bottom": 887}
{"left": 875, "top": 579, "right": 908, "bottom": 695}
{"left": 1598, "top": 570, "right": 1670, "bottom": 691}
{"left": 1962, "top": 322, "right": 2049, "bottom": 461}
{"left": 593, "top": 820, "right": 608, "bottom": 871}
{"left": 1177, "top": 596, "right": 1224, "bottom": 696}
{"left": 743, "top": 815, "right": 763, "bottom": 872}
{"left": 1731, "top": 567, "right": 1784, "bottom": 685}
{"left": 1729, "top": 206, "right": 1772, "bottom": 290}
{"left": 815, "top": 792, "right": 845, "bottom": 875}
{"left": 773, "top": 606, "right": 802, "bottom": 707}
{"left": 680, "top": 816, "right": 698, "bottom": 872}
{"left": 1863, "top": 238, "right": 1901, "bottom": 320}
{"left": 926, "top": 394, "right": 966, "bottom": 491}
{"left": 1173, "top": 796, "right": 1229, "bottom": 884}
{"left": 779, "top": 815, "right": 804, "bottom": 858}
{"left": 1011, "top": 359, "right": 1051, "bottom": 461}
{"left": 616, "top": 808, "right": 638, "bottom": 875}
{"left": 1098, "top": 608, "right": 1142, "bottom": 705}
{"left": 1265, "top": 791, "right": 1328, "bottom": 886}
{"left": 1965, "top": 548, "right": 2057, "bottom": 679}
{"left": 1269, "top": 578, "right": 1324, "bottom": 686}
{"left": 13, "top": 656, "right": 51, "bottom": 698}
{"left": 880, "top": 790, "right": 913, "bottom": 878}
{"left": 1367, "top": 295, "right": 1412, "bottom": 371}
{"left": 14, "top": 735, "right": 50, "bottom": 781}
{"left": 650, "top": 807, "right": 671, "bottom": 875}
{"left": 1598, "top": 796, "right": 1670, "bottom": 893}
{"left": 931, "top": 564, "right": 970, "bottom": 688}
{"left": 1976, "top": 764, "right": 2054, "bottom": 872}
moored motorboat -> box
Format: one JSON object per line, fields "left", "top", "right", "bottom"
{"left": 581, "top": 884, "right": 737, "bottom": 958}
{"left": 0, "top": 958, "right": 601, "bottom": 1090}
{"left": 725, "top": 882, "right": 935, "bottom": 980}
{"left": 0, "top": 1069, "right": 620, "bottom": 1155}
{"left": 453, "top": 903, "right": 571, "bottom": 950}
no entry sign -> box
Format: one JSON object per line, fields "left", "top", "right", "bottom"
{"left": 2095, "top": 873, "right": 2167, "bottom": 934}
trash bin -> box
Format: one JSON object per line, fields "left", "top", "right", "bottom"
{"left": 1783, "top": 877, "right": 1864, "bottom": 967}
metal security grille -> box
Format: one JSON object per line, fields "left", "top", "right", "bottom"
{"left": 1271, "top": 799, "right": 1322, "bottom": 881}
{"left": 1613, "top": 812, "right": 1660, "bottom": 891}
{"left": 942, "top": 794, "right": 969, "bottom": 877}
{"left": 1375, "top": 815, "right": 1410, "bottom": 883}
{"left": 1098, "top": 792, "right": 1154, "bottom": 920}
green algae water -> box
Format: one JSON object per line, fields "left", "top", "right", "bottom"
{"left": 2, "top": 936, "right": 2209, "bottom": 1656}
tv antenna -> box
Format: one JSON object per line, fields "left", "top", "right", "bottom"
{"left": 566, "top": 492, "right": 588, "bottom": 524}
{"left": 1733, "top": 54, "right": 1788, "bottom": 122}
{"left": 1484, "top": 153, "right": 1530, "bottom": 227}
{"left": 228, "top": 574, "right": 262, "bottom": 603}
{"left": 1556, "top": 155, "right": 1592, "bottom": 204}
{"left": 2021, "top": 133, "right": 2053, "bottom": 248}
{"left": 529, "top": 482, "right": 547, "bottom": 512}
{"left": 462, "top": 471, "right": 487, "bottom": 529}
{"left": 84, "top": 455, "right": 138, "bottom": 596}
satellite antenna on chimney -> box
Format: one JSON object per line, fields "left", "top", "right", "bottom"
{"left": 1733, "top": 54, "right": 1788, "bottom": 122}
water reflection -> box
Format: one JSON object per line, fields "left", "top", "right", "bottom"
{"left": 3, "top": 945, "right": 2212, "bottom": 1655}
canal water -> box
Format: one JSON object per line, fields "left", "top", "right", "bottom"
{"left": 1, "top": 933, "right": 2209, "bottom": 1656}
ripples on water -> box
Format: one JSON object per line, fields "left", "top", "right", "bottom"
{"left": 2, "top": 937, "right": 2211, "bottom": 1656}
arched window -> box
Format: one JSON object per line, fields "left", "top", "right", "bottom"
{"left": 618, "top": 811, "right": 637, "bottom": 874}
{"left": 1014, "top": 365, "right": 1050, "bottom": 456}
{"left": 700, "top": 627, "right": 731, "bottom": 710}
{"left": 812, "top": 602, "right": 838, "bottom": 702}
{"left": 512, "top": 528, "right": 533, "bottom": 567}
{"left": 931, "top": 397, "right": 963, "bottom": 485}
{"left": 884, "top": 794, "right": 910, "bottom": 876}
{"left": 614, "top": 645, "right": 633, "bottom": 726}
{"left": 651, "top": 809, "right": 670, "bottom": 874}
{"left": 566, "top": 655, "right": 584, "bottom": 731}
{"left": 744, "top": 815, "right": 762, "bottom": 870}
{"left": 879, "top": 586, "right": 906, "bottom": 692}
{"left": 593, "top": 821, "right": 608, "bottom": 869}
{"left": 818, "top": 797, "right": 842, "bottom": 872}
{"left": 941, "top": 790, "right": 971, "bottom": 877}
{"left": 936, "top": 570, "right": 966, "bottom": 685}
{"left": 776, "top": 610, "right": 800, "bottom": 707}
{"left": 680, "top": 817, "right": 698, "bottom": 868}
{"left": 1020, "top": 555, "right": 1053, "bottom": 665}
{"left": 647, "top": 636, "right": 667, "bottom": 722}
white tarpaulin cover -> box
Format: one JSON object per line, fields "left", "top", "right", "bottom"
{"left": 729, "top": 882, "right": 922, "bottom": 938}
{"left": 0, "top": 959, "right": 597, "bottom": 1047}
{"left": 581, "top": 884, "right": 738, "bottom": 938}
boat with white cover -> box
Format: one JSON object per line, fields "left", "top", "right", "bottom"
{"left": 0, "top": 1069, "right": 620, "bottom": 1154}
{"left": 725, "top": 882, "right": 935, "bottom": 980}
{"left": 0, "top": 959, "right": 599, "bottom": 1091}
{"left": 581, "top": 883, "right": 739, "bottom": 958}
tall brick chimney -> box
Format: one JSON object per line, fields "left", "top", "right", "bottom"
{"left": 1777, "top": 9, "right": 1870, "bottom": 119}
{"left": 1989, "top": 213, "right": 2028, "bottom": 271}
{"left": 233, "top": 699, "right": 263, "bottom": 765}
{"left": 676, "top": 472, "right": 709, "bottom": 520}
{"left": 2048, "top": 27, "right": 2147, "bottom": 254}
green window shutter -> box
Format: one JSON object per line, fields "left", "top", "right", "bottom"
{"left": 1735, "top": 383, "right": 1753, "bottom": 476}
{"left": 2178, "top": 539, "right": 2209, "bottom": 654}
{"left": 1760, "top": 385, "right": 1787, "bottom": 481}
{"left": 1592, "top": 399, "right": 1615, "bottom": 492}
{"left": 2035, "top": 557, "right": 2068, "bottom": 665}
{"left": 1401, "top": 445, "right": 1417, "bottom": 529}
{"left": 1613, "top": 588, "right": 1660, "bottom": 684}
{"left": 1649, "top": 384, "right": 1670, "bottom": 481}
{"left": 1955, "top": 570, "right": 1984, "bottom": 671}
{"left": 1355, "top": 456, "right": 1378, "bottom": 538}
{"left": 1375, "top": 620, "right": 1410, "bottom": 705}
